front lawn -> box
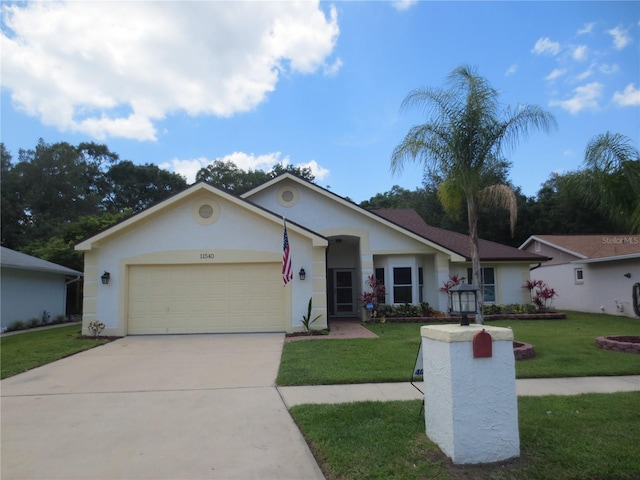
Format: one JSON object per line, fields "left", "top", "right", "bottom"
{"left": 291, "top": 392, "right": 640, "bottom": 480}
{"left": 1, "top": 325, "right": 111, "bottom": 379}
{"left": 277, "top": 312, "right": 640, "bottom": 385}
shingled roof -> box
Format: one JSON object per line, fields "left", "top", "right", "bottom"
{"left": 371, "top": 208, "right": 549, "bottom": 262}
{"left": 1, "top": 247, "right": 82, "bottom": 276}
{"left": 521, "top": 235, "right": 640, "bottom": 260}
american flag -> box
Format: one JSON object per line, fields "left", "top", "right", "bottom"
{"left": 282, "top": 219, "right": 293, "bottom": 286}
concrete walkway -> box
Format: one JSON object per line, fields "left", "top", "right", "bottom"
{"left": 278, "top": 375, "right": 640, "bottom": 407}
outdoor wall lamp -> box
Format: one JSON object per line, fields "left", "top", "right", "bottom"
{"left": 101, "top": 271, "right": 111, "bottom": 285}
{"left": 624, "top": 273, "right": 632, "bottom": 278}
{"left": 448, "top": 283, "right": 479, "bottom": 326}
{"left": 299, "top": 268, "right": 306, "bottom": 280}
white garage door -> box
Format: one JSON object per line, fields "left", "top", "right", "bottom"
{"left": 128, "top": 264, "right": 285, "bottom": 334}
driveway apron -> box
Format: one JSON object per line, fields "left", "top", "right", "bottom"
{"left": 1, "top": 334, "right": 324, "bottom": 480}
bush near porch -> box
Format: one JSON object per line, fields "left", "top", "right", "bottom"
{"left": 373, "top": 302, "right": 562, "bottom": 322}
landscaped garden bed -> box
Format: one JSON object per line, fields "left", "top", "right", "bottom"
{"left": 596, "top": 335, "right": 640, "bottom": 354}
{"left": 383, "top": 312, "right": 566, "bottom": 323}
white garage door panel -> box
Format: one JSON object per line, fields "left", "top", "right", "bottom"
{"left": 128, "top": 264, "right": 285, "bottom": 334}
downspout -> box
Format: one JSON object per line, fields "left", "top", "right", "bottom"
{"left": 529, "top": 263, "right": 542, "bottom": 272}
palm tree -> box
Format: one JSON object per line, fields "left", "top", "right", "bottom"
{"left": 572, "top": 132, "right": 640, "bottom": 234}
{"left": 391, "top": 65, "right": 556, "bottom": 323}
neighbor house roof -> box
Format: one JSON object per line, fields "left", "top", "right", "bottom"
{"left": 1, "top": 247, "right": 82, "bottom": 276}
{"left": 373, "top": 209, "right": 549, "bottom": 262}
{"left": 519, "top": 235, "right": 640, "bottom": 261}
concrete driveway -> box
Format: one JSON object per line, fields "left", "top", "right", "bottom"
{"left": 1, "top": 334, "right": 324, "bottom": 480}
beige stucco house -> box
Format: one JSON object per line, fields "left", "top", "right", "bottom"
{"left": 76, "top": 174, "right": 548, "bottom": 336}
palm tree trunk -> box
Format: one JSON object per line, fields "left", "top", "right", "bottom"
{"left": 467, "top": 195, "right": 484, "bottom": 324}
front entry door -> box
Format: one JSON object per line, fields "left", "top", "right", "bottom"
{"left": 334, "top": 269, "right": 356, "bottom": 316}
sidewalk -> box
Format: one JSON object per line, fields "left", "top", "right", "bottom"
{"left": 277, "top": 375, "right": 640, "bottom": 408}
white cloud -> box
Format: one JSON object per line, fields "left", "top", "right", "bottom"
{"left": 545, "top": 68, "right": 567, "bottom": 81}
{"left": 549, "top": 82, "right": 603, "bottom": 114}
{"left": 0, "top": 1, "right": 340, "bottom": 141}
{"left": 160, "top": 152, "right": 330, "bottom": 184}
{"left": 572, "top": 45, "right": 588, "bottom": 61}
{"left": 599, "top": 63, "right": 620, "bottom": 75}
{"left": 296, "top": 160, "right": 330, "bottom": 180}
{"left": 505, "top": 64, "right": 518, "bottom": 76}
{"left": 576, "top": 64, "right": 595, "bottom": 81}
{"left": 613, "top": 83, "right": 640, "bottom": 107}
{"left": 391, "top": 0, "right": 418, "bottom": 12}
{"left": 577, "top": 22, "right": 595, "bottom": 35}
{"left": 532, "top": 37, "right": 561, "bottom": 56}
{"left": 159, "top": 158, "right": 209, "bottom": 184}
{"left": 607, "top": 25, "right": 631, "bottom": 49}
{"left": 324, "top": 58, "right": 344, "bottom": 77}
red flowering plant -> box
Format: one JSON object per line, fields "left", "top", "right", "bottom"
{"left": 523, "top": 279, "right": 558, "bottom": 311}
{"left": 439, "top": 274, "right": 466, "bottom": 293}
{"left": 360, "top": 275, "right": 386, "bottom": 322}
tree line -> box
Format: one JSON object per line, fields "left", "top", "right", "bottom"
{"left": 0, "top": 139, "right": 315, "bottom": 270}
{"left": 2, "top": 134, "right": 636, "bottom": 273}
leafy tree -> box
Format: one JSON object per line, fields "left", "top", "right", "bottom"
{"left": 270, "top": 162, "right": 315, "bottom": 182}
{"left": 196, "top": 160, "right": 316, "bottom": 195}
{"left": 526, "top": 173, "right": 619, "bottom": 235}
{"left": 196, "top": 160, "right": 270, "bottom": 194}
{"left": 3, "top": 139, "right": 118, "bottom": 247}
{"left": 1, "top": 143, "right": 25, "bottom": 249}
{"left": 566, "top": 132, "right": 640, "bottom": 233}
{"left": 104, "top": 160, "right": 187, "bottom": 213}
{"left": 21, "top": 211, "right": 132, "bottom": 270}
{"left": 391, "top": 65, "right": 556, "bottom": 322}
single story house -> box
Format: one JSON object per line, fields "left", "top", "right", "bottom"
{"left": 76, "top": 174, "right": 549, "bottom": 336}
{"left": 1, "top": 247, "right": 83, "bottom": 331}
{"left": 519, "top": 235, "right": 640, "bottom": 318}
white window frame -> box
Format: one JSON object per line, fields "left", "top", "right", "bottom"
{"left": 574, "top": 268, "right": 584, "bottom": 284}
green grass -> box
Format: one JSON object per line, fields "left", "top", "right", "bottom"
{"left": 291, "top": 392, "right": 640, "bottom": 480}
{"left": 1, "top": 325, "right": 111, "bottom": 379}
{"left": 277, "top": 312, "right": 640, "bottom": 385}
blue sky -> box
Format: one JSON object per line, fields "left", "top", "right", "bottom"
{"left": 2, "top": 1, "right": 639, "bottom": 203}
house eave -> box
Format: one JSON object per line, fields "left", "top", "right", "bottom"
{"left": 570, "top": 252, "right": 640, "bottom": 264}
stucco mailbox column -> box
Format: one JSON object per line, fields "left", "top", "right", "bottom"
{"left": 420, "top": 324, "right": 519, "bottom": 464}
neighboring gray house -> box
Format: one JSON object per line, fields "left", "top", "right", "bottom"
{"left": 519, "top": 235, "right": 640, "bottom": 318}
{"left": 1, "top": 247, "right": 83, "bottom": 331}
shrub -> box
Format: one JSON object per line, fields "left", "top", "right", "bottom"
{"left": 7, "top": 320, "right": 26, "bottom": 332}
{"left": 524, "top": 280, "right": 558, "bottom": 311}
{"left": 87, "top": 320, "right": 106, "bottom": 337}
{"left": 27, "top": 318, "right": 42, "bottom": 329}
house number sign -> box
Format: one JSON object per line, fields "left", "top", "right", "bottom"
{"left": 200, "top": 252, "right": 215, "bottom": 260}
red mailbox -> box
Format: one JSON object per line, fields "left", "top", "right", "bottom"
{"left": 473, "top": 329, "right": 492, "bottom": 358}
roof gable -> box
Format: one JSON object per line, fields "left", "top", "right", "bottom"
{"left": 76, "top": 181, "right": 326, "bottom": 250}
{"left": 243, "top": 174, "right": 467, "bottom": 260}
{"left": 520, "top": 234, "right": 640, "bottom": 260}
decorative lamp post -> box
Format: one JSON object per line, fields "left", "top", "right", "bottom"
{"left": 448, "top": 283, "right": 479, "bottom": 326}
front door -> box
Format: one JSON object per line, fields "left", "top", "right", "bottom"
{"left": 334, "top": 269, "right": 356, "bottom": 316}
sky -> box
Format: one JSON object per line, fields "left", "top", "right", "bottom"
{"left": 2, "top": 1, "right": 639, "bottom": 204}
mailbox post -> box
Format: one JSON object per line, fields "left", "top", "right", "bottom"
{"left": 420, "top": 324, "right": 520, "bottom": 464}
